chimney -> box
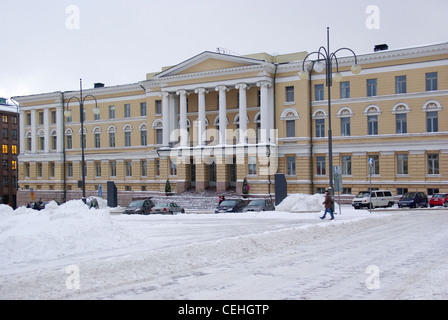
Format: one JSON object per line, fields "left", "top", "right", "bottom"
{"left": 374, "top": 44, "right": 388, "bottom": 52}
{"left": 94, "top": 83, "right": 105, "bottom": 88}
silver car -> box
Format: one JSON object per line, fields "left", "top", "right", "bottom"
{"left": 151, "top": 202, "right": 185, "bottom": 215}
{"left": 243, "top": 199, "right": 275, "bottom": 212}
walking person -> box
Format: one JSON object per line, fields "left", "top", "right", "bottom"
{"left": 320, "top": 190, "right": 334, "bottom": 220}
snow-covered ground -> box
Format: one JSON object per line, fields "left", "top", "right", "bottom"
{"left": 1, "top": 194, "right": 447, "bottom": 300}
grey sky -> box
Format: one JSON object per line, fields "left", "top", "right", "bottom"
{"left": 1, "top": 0, "right": 447, "bottom": 98}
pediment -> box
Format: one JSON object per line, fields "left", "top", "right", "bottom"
{"left": 154, "top": 51, "right": 265, "bottom": 79}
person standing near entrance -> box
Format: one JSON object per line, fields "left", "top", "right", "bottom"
{"left": 320, "top": 190, "right": 334, "bottom": 220}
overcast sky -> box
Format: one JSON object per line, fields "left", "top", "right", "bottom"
{"left": 1, "top": 0, "right": 447, "bottom": 98}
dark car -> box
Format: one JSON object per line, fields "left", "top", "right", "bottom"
{"left": 123, "top": 199, "right": 155, "bottom": 215}
{"left": 215, "top": 199, "right": 246, "bottom": 213}
{"left": 243, "top": 199, "right": 275, "bottom": 212}
{"left": 429, "top": 193, "right": 448, "bottom": 207}
{"left": 398, "top": 192, "right": 428, "bottom": 208}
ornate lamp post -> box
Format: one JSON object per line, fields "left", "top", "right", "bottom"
{"left": 299, "top": 27, "right": 361, "bottom": 202}
{"left": 64, "top": 79, "right": 100, "bottom": 203}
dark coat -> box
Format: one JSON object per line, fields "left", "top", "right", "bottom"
{"left": 324, "top": 194, "right": 332, "bottom": 209}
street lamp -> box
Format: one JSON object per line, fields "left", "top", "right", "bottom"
{"left": 299, "top": 27, "right": 361, "bottom": 203}
{"left": 64, "top": 79, "right": 99, "bottom": 203}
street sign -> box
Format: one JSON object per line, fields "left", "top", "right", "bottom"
{"left": 333, "top": 166, "right": 343, "bottom": 192}
{"left": 98, "top": 184, "right": 102, "bottom": 197}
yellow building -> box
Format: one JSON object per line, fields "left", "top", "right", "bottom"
{"left": 13, "top": 42, "right": 448, "bottom": 205}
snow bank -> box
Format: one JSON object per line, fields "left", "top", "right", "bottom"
{"left": 276, "top": 193, "right": 324, "bottom": 212}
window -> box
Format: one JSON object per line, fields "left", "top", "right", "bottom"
{"left": 140, "top": 102, "right": 147, "bottom": 116}
{"left": 94, "top": 133, "right": 101, "bottom": 148}
{"left": 367, "top": 79, "right": 377, "bottom": 97}
{"left": 341, "top": 155, "right": 351, "bottom": 175}
{"left": 27, "top": 135, "right": 32, "bottom": 151}
{"left": 125, "top": 131, "right": 131, "bottom": 147}
{"left": 141, "top": 160, "right": 147, "bottom": 177}
{"left": 286, "top": 156, "right": 296, "bottom": 176}
{"left": 12, "top": 129, "right": 17, "bottom": 139}
{"left": 2, "top": 144, "right": 7, "bottom": 153}
{"left": 39, "top": 136, "right": 45, "bottom": 150}
{"left": 316, "top": 119, "right": 325, "bottom": 137}
{"left": 2, "top": 115, "right": 7, "bottom": 123}
{"left": 285, "top": 86, "right": 294, "bottom": 102}
{"left": 37, "top": 163, "right": 42, "bottom": 177}
{"left": 248, "top": 156, "right": 257, "bottom": 175}
{"left": 140, "top": 129, "right": 147, "bottom": 146}
{"left": 66, "top": 135, "right": 72, "bottom": 149}
{"left": 50, "top": 162, "right": 55, "bottom": 178}
{"left": 26, "top": 113, "right": 31, "bottom": 125}
{"left": 155, "top": 100, "right": 162, "bottom": 114}
{"left": 426, "top": 111, "right": 438, "bottom": 132}
{"left": 25, "top": 163, "right": 30, "bottom": 177}
{"left": 169, "top": 158, "right": 177, "bottom": 176}
{"left": 12, "top": 160, "right": 17, "bottom": 170}
{"left": 2, "top": 128, "right": 7, "bottom": 139}
{"left": 51, "top": 135, "right": 57, "bottom": 150}
{"left": 155, "top": 159, "right": 160, "bottom": 176}
{"left": 125, "top": 161, "right": 132, "bottom": 176}
{"left": 286, "top": 120, "right": 295, "bottom": 138}
{"left": 2, "top": 160, "right": 7, "bottom": 169}
{"left": 396, "top": 113, "right": 407, "bottom": 134}
{"left": 368, "top": 155, "right": 380, "bottom": 175}
{"left": 94, "top": 109, "right": 100, "bottom": 121}
{"left": 109, "top": 105, "right": 115, "bottom": 119}
{"left": 315, "top": 84, "right": 324, "bottom": 101}
{"left": 67, "top": 162, "right": 73, "bottom": 177}
{"left": 51, "top": 111, "right": 57, "bottom": 124}
{"left": 427, "top": 154, "right": 439, "bottom": 175}
{"left": 340, "top": 117, "right": 350, "bottom": 136}
{"left": 124, "top": 104, "right": 131, "bottom": 118}
{"left": 316, "top": 156, "right": 326, "bottom": 176}
{"left": 397, "top": 154, "right": 408, "bottom": 175}
{"left": 395, "top": 76, "right": 407, "bottom": 94}
{"left": 38, "top": 112, "right": 44, "bottom": 125}
{"left": 109, "top": 132, "right": 115, "bottom": 147}
{"left": 367, "top": 115, "right": 378, "bottom": 135}
{"left": 80, "top": 132, "right": 86, "bottom": 149}
{"left": 110, "top": 161, "right": 116, "bottom": 176}
{"left": 426, "top": 72, "right": 437, "bottom": 91}
{"left": 95, "top": 162, "right": 101, "bottom": 177}
{"left": 340, "top": 82, "right": 350, "bottom": 99}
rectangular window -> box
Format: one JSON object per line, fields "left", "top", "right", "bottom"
{"left": 316, "top": 119, "right": 325, "bottom": 137}
{"left": 126, "top": 161, "right": 132, "bottom": 176}
{"left": 427, "top": 154, "right": 439, "bottom": 175}
{"left": 67, "top": 162, "right": 73, "bottom": 177}
{"left": 395, "top": 75, "right": 407, "bottom": 94}
{"left": 109, "top": 132, "right": 115, "bottom": 147}
{"left": 340, "top": 81, "right": 350, "bottom": 99}
{"left": 66, "top": 135, "right": 72, "bottom": 149}
{"left": 140, "top": 130, "right": 147, "bottom": 146}
{"left": 286, "top": 120, "right": 295, "bottom": 138}
{"left": 315, "top": 84, "right": 324, "bottom": 101}
{"left": 426, "top": 111, "right": 438, "bottom": 132}
{"left": 110, "top": 161, "right": 116, "bottom": 176}
{"left": 38, "top": 112, "right": 44, "bottom": 125}
{"left": 95, "top": 162, "right": 101, "bottom": 177}
{"left": 141, "top": 160, "right": 147, "bottom": 177}
{"left": 341, "top": 155, "right": 352, "bottom": 175}
{"left": 26, "top": 113, "right": 31, "bottom": 125}
{"left": 397, "top": 154, "right": 408, "bottom": 175}
{"left": 2, "top": 144, "right": 7, "bottom": 153}
{"left": 39, "top": 136, "right": 45, "bottom": 150}
{"left": 396, "top": 113, "right": 407, "bottom": 134}
{"left": 316, "top": 156, "right": 326, "bottom": 176}
{"left": 51, "top": 110, "right": 57, "bottom": 124}
{"left": 169, "top": 158, "right": 177, "bottom": 176}
{"left": 50, "top": 162, "right": 55, "bottom": 177}
{"left": 368, "top": 155, "right": 380, "bottom": 175}
{"left": 156, "top": 129, "right": 163, "bottom": 145}
{"left": 285, "top": 86, "right": 294, "bottom": 102}
{"left": 286, "top": 156, "right": 296, "bottom": 176}
{"left": 155, "top": 100, "right": 162, "bottom": 114}
{"left": 341, "top": 117, "right": 351, "bottom": 136}
{"left": 109, "top": 105, "right": 115, "bottom": 119}
{"left": 155, "top": 159, "right": 160, "bottom": 176}
{"left": 2, "top": 128, "right": 7, "bottom": 139}
{"left": 124, "top": 104, "right": 131, "bottom": 118}
{"left": 426, "top": 72, "right": 438, "bottom": 91}
{"left": 248, "top": 156, "right": 257, "bottom": 175}
{"left": 367, "top": 79, "right": 377, "bottom": 97}
{"left": 125, "top": 132, "right": 131, "bottom": 146}
{"left": 94, "top": 133, "right": 101, "bottom": 148}
{"left": 140, "top": 102, "right": 147, "bottom": 116}
{"left": 367, "top": 115, "right": 378, "bottom": 135}
{"left": 94, "top": 110, "right": 100, "bottom": 121}
{"left": 37, "top": 163, "right": 42, "bottom": 177}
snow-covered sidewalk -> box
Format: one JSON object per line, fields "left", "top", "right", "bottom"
{"left": 1, "top": 195, "right": 447, "bottom": 300}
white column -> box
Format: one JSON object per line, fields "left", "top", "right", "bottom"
{"left": 168, "top": 94, "right": 178, "bottom": 145}
{"left": 44, "top": 107, "right": 50, "bottom": 153}
{"left": 194, "top": 88, "right": 207, "bottom": 146}
{"left": 235, "top": 83, "right": 248, "bottom": 144}
{"left": 31, "top": 109, "right": 37, "bottom": 153}
{"left": 176, "top": 90, "right": 189, "bottom": 147}
{"left": 19, "top": 110, "right": 25, "bottom": 154}
{"left": 56, "top": 106, "right": 64, "bottom": 153}
{"left": 215, "top": 85, "right": 228, "bottom": 145}
{"left": 161, "top": 92, "right": 170, "bottom": 147}
{"left": 257, "top": 81, "right": 272, "bottom": 143}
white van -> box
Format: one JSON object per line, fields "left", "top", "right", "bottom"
{"left": 352, "top": 190, "right": 395, "bottom": 209}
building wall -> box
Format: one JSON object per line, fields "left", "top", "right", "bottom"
{"left": 13, "top": 44, "right": 448, "bottom": 206}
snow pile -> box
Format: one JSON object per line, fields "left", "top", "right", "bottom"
{"left": 276, "top": 193, "right": 325, "bottom": 212}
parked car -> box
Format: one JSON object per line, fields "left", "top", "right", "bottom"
{"left": 123, "top": 199, "right": 155, "bottom": 215}
{"left": 215, "top": 199, "right": 246, "bottom": 213}
{"left": 398, "top": 192, "right": 428, "bottom": 208}
{"left": 429, "top": 193, "right": 448, "bottom": 207}
{"left": 151, "top": 202, "right": 185, "bottom": 214}
{"left": 352, "top": 190, "right": 395, "bottom": 209}
{"left": 243, "top": 199, "right": 275, "bottom": 212}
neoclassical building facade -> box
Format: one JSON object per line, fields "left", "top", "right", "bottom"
{"left": 13, "top": 42, "right": 448, "bottom": 205}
